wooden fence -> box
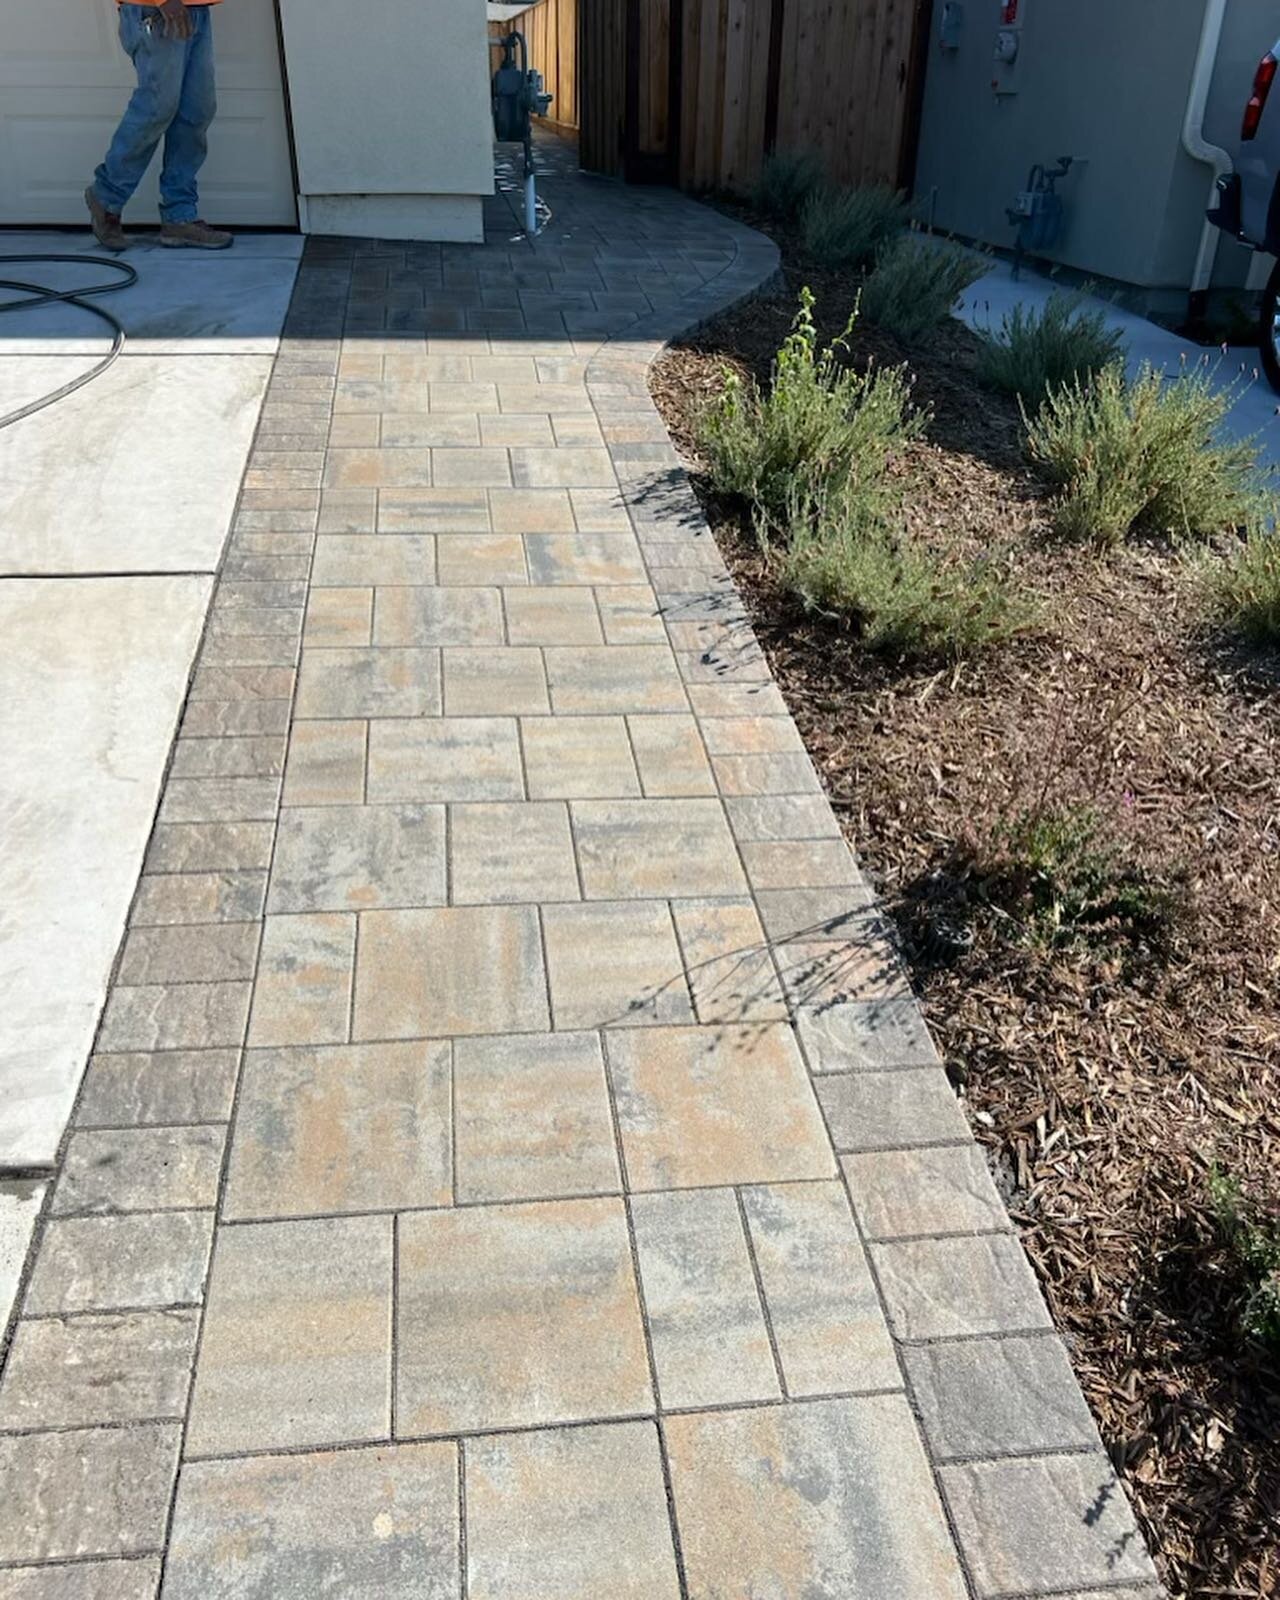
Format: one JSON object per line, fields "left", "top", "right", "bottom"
{"left": 497, "top": 0, "right": 931, "bottom": 194}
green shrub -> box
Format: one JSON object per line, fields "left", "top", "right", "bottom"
{"left": 778, "top": 486, "right": 1034, "bottom": 659}
{"left": 799, "top": 184, "right": 908, "bottom": 268}
{"left": 698, "top": 287, "right": 922, "bottom": 523}
{"left": 1026, "top": 361, "right": 1268, "bottom": 546}
{"left": 980, "top": 802, "right": 1184, "bottom": 947}
{"left": 1208, "top": 1169, "right": 1280, "bottom": 1351}
{"left": 975, "top": 292, "right": 1126, "bottom": 406}
{"left": 1201, "top": 527, "right": 1280, "bottom": 645}
{"left": 859, "top": 236, "right": 986, "bottom": 342}
{"left": 753, "top": 149, "right": 826, "bottom": 223}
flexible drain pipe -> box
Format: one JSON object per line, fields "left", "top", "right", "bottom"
{"left": 1181, "top": 0, "right": 1232, "bottom": 320}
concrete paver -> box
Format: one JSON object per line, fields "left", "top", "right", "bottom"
{"left": 0, "top": 135, "right": 1158, "bottom": 1597}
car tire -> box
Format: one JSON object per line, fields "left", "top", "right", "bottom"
{"left": 1260, "top": 257, "right": 1280, "bottom": 394}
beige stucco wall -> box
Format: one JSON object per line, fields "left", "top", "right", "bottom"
{"left": 277, "top": 0, "right": 495, "bottom": 241}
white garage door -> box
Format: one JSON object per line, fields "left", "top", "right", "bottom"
{"left": 0, "top": 0, "right": 296, "bottom": 226}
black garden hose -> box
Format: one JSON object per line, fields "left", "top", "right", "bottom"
{"left": 0, "top": 254, "right": 138, "bottom": 430}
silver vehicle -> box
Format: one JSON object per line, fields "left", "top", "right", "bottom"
{"left": 1209, "top": 39, "right": 1280, "bottom": 388}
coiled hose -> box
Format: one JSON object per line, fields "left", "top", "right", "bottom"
{"left": 0, "top": 254, "right": 138, "bottom": 430}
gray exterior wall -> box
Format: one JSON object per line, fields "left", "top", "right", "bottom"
{"left": 913, "top": 0, "right": 1272, "bottom": 296}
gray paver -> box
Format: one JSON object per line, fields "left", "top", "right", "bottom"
{"left": 543, "top": 900, "right": 692, "bottom": 1028}
{"left": 942, "top": 1454, "right": 1158, "bottom": 1595}
{"left": 816, "top": 1069, "right": 971, "bottom": 1152}
{"left": 872, "top": 1234, "right": 1054, "bottom": 1341}
{"left": 631, "top": 1187, "right": 778, "bottom": 1408}
{"left": 0, "top": 1560, "right": 162, "bottom": 1600}
{"left": 24, "top": 1212, "right": 213, "bottom": 1314}
{"left": 269, "top": 803, "right": 446, "bottom": 912}
{"left": 465, "top": 1422, "right": 680, "bottom": 1600}
{"left": 53, "top": 1126, "right": 224, "bottom": 1215}
{"left": 0, "top": 1425, "right": 180, "bottom": 1563}
{"left": 905, "top": 1335, "right": 1100, "bottom": 1460}
{"left": 843, "top": 1146, "right": 1010, "bottom": 1240}
{"left": 0, "top": 1310, "right": 199, "bottom": 1428}
{"left": 75, "top": 1049, "right": 239, "bottom": 1128}
{"left": 164, "top": 1443, "right": 459, "bottom": 1600}
{"left": 740, "top": 1181, "right": 901, "bottom": 1397}
{"left": 187, "top": 1214, "right": 392, "bottom": 1455}
{"left": 665, "top": 1396, "right": 967, "bottom": 1600}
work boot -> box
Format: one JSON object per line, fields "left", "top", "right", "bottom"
{"left": 84, "top": 187, "right": 128, "bottom": 253}
{"left": 159, "top": 220, "right": 233, "bottom": 250}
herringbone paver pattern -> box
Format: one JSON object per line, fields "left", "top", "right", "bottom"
{"left": 0, "top": 137, "right": 1160, "bottom": 1600}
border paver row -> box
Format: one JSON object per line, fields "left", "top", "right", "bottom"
{"left": 0, "top": 138, "right": 1159, "bottom": 1599}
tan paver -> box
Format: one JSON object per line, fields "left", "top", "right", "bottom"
{"left": 164, "top": 1443, "right": 459, "bottom": 1600}
{"left": 450, "top": 801, "right": 578, "bottom": 903}
{"left": 354, "top": 905, "right": 549, "bottom": 1038}
{"left": 187, "top": 1214, "right": 392, "bottom": 1455}
{"left": 396, "top": 1197, "right": 652, "bottom": 1433}
{"left": 247, "top": 912, "right": 355, "bottom": 1047}
{"left": 607, "top": 1024, "right": 836, "bottom": 1190}
{"left": 672, "top": 897, "right": 787, "bottom": 1023}
{"left": 452, "top": 1031, "right": 620, "bottom": 1202}
{"left": 665, "top": 1397, "right": 968, "bottom": 1600}
{"left": 520, "top": 714, "right": 639, "bottom": 797}
{"left": 543, "top": 900, "right": 692, "bottom": 1027}
{"left": 631, "top": 1187, "right": 779, "bottom": 1408}
{"left": 573, "top": 798, "right": 745, "bottom": 897}
{"left": 503, "top": 584, "right": 603, "bottom": 644}
{"left": 442, "top": 646, "right": 549, "bottom": 714}
{"left": 366, "top": 717, "right": 523, "bottom": 802}
{"left": 224, "top": 1040, "right": 452, "bottom": 1218}
{"left": 465, "top": 1421, "right": 680, "bottom": 1600}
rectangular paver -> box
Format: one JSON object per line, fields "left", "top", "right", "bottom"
{"left": 269, "top": 802, "right": 446, "bottom": 912}
{"left": 354, "top": 905, "right": 548, "bottom": 1038}
{"left": 396, "top": 1197, "right": 651, "bottom": 1433}
{"left": 452, "top": 1032, "right": 619, "bottom": 1203}
{"left": 607, "top": 1025, "right": 836, "bottom": 1191}
{"left": 665, "top": 1397, "right": 967, "bottom": 1600}
{"left": 186, "top": 1214, "right": 392, "bottom": 1455}
{"left": 631, "top": 1187, "right": 778, "bottom": 1408}
{"left": 164, "top": 1443, "right": 459, "bottom": 1600}
{"left": 224, "top": 1040, "right": 452, "bottom": 1219}
{"left": 465, "top": 1422, "right": 680, "bottom": 1600}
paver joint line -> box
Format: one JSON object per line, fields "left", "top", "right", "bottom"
{"left": 0, "top": 129, "right": 1158, "bottom": 1600}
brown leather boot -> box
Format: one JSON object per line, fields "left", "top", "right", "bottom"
{"left": 84, "top": 187, "right": 128, "bottom": 253}
{"left": 159, "top": 219, "right": 233, "bottom": 250}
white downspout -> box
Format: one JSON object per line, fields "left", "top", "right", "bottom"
{"left": 1181, "top": 0, "right": 1231, "bottom": 299}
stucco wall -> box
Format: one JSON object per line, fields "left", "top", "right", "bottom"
{"left": 277, "top": 0, "right": 494, "bottom": 240}
{"left": 913, "top": 0, "right": 1272, "bottom": 294}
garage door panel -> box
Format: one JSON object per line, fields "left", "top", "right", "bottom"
{"left": 0, "top": 0, "right": 295, "bottom": 226}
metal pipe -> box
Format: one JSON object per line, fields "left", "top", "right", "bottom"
{"left": 524, "top": 167, "right": 537, "bottom": 236}
{"left": 1181, "top": 0, "right": 1231, "bottom": 304}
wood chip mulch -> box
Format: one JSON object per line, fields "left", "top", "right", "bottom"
{"left": 649, "top": 215, "right": 1280, "bottom": 1599}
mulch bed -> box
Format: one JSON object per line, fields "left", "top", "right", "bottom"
{"left": 650, "top": 213, "right": 1280, "bottom": 1599}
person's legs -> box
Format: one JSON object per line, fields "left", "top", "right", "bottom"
{"left": 157, "top": 5, "right": 215, "bottom": 223}
{"left": 92, "top": 5, "right": 187, "bottom": 216}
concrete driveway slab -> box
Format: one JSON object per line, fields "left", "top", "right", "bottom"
{"left": 0, "top": 243, "right": 302, "bottom": 355}
{"left": 0, "top": 576, "right": 211, "bottom": 1167}
{"left": 0, "top": 354, "right": 272, "bottom": 573}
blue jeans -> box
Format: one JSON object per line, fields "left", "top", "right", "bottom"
{"left": 93, "top": 4, "right": 216, "bottom": 223}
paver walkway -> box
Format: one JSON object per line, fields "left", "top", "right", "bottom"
{"left": 0, "top": 137, "right": 1160, "bottom": 1599}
